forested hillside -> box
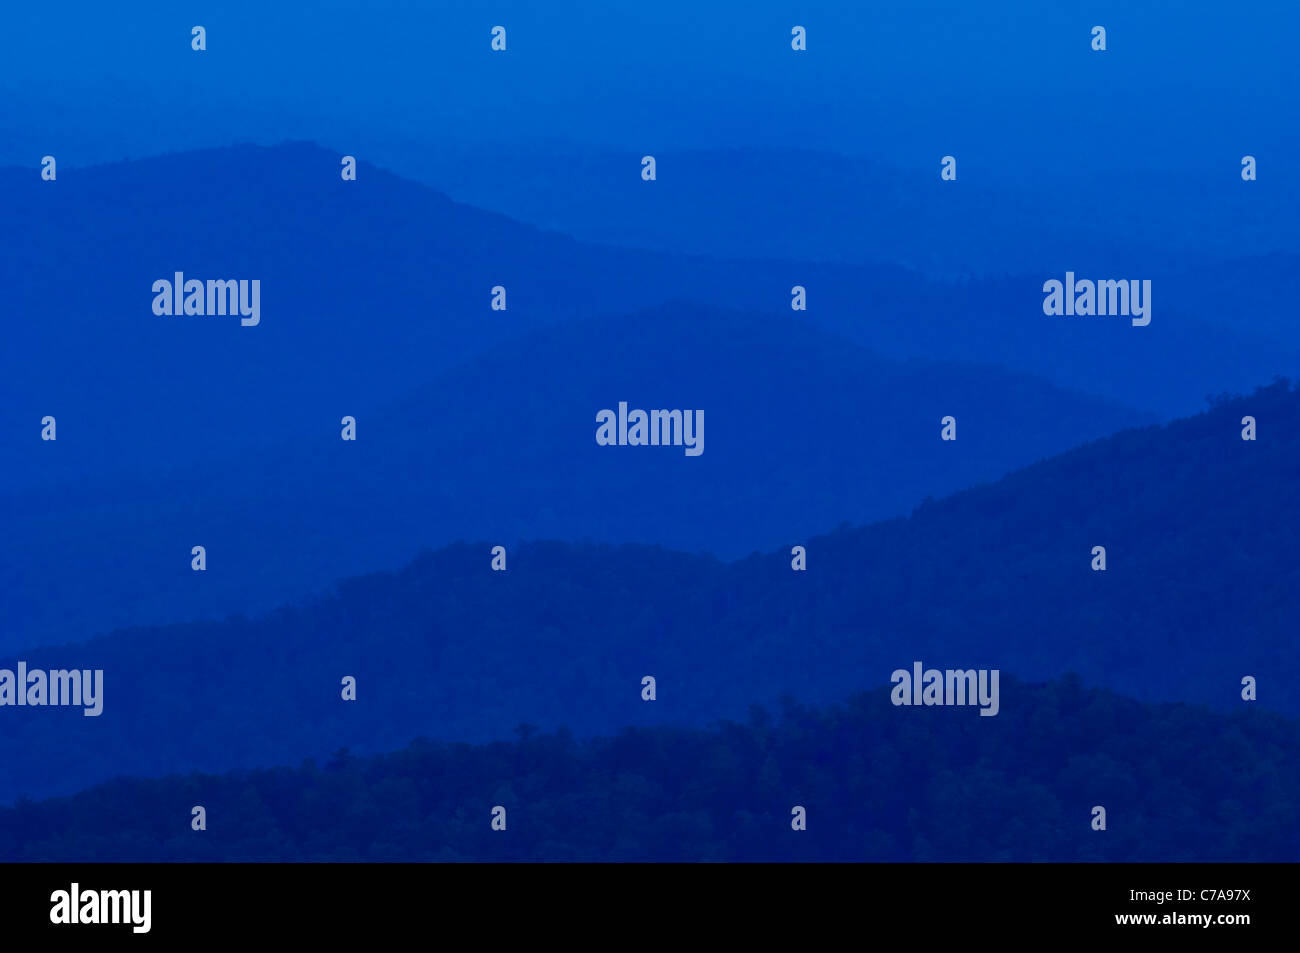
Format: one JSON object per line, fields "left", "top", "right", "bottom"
{"left": 2, "top": 676, "right": 1293, "bottom": 861}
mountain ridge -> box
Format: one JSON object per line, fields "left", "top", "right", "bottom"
{"left": 0, "top": 379, "right": 1292, "bottom": 804}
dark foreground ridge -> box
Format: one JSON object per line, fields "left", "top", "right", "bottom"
{"left": 2, "top": 675, "right": 1295, "bottom": 862}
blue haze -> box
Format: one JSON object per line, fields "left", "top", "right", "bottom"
{"left": 0, "top": 0, "right": 1297, "bottom": 860}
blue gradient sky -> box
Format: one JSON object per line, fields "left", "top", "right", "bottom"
{"left": 2, "top": 1, "right": 1296, "bottom": 182}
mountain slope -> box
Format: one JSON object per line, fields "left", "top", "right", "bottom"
{"left": 412, "top": 144, "right": 1300, "bottom": 278}
{"left": 2, "top": 677, "right": 1295, "bottom": 861}
{"left": 1, "top": 141, "right": 1294, "bottom": 504}
{"left": 0, "top": 303, "right": 1151, "bottom": 649}
{"left": 0, "top": 381, "right": 1294, "bottom": 803}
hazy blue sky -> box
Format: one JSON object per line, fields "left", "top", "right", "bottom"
{"left": 2, "top": 1, "right": 1295, "bottom": 181}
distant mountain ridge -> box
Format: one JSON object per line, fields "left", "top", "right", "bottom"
{"left": 0, "top": 294, "right": 1152, "bottom": 649}
{"left": 408, "top": 144, "right": 1300, "bottom": 279}
{"left": 0, "top": 141, "right": 1292, "bottom": 498}
{"left": 4, "top": 141, "right": 1292, "bottom": 649}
